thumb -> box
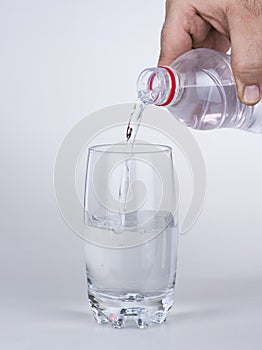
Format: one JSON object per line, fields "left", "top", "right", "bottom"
{"left": 230, "top": 13, "right": 262, "bottom": 105}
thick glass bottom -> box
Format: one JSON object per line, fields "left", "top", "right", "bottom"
{"left": 88, "top": 289, "right": 175, "bottom": 328}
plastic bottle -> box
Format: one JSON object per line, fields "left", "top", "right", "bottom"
{"left": 137, "top": 48, "right": 262, "bottom": 133}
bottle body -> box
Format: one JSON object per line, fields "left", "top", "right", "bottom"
{"left": 137, "top": 48, "right": 262, "bottom": 133}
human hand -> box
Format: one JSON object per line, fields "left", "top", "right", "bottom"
{"left": 158, "top": 0, "right": 262, "bottom": 105}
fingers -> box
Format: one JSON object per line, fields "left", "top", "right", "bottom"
{"left": 158, "top": 1, "right": 223, "bottom": 66}
{"left": 193, "top": 28, "right": 231, "bottom": 53}
{"left": 158, "top": 24, "right": 192, "bottom": 66}
{"left": 158, "top": 2, "right": 192, "bottom": 66}
{"left": 229, "top": 9, "right": 262, "bottom": 105}
{"left": 159, "top": 0, "right": 262, "bottom": 107}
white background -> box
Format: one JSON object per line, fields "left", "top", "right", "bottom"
{"left": 1, "top": 0, "right": 262, "bottom": 349}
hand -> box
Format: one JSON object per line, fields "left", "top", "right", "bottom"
{"left": 158, "top": 0, "right": 262, "bottom": 105}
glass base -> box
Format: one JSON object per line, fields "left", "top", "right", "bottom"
{"left": 88, "top": 289, "right": 174, "bottom": 328}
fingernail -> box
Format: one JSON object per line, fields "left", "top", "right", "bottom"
{"left": 243, "top": 85, "right": 260, "bottom": 104}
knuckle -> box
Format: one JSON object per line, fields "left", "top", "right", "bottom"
{"left": 234, "top": 60, "right": 262, "bottom": 78}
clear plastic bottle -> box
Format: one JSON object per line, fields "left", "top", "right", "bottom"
{"left": 137, "top": 48, "right": 262, "bottom": 133}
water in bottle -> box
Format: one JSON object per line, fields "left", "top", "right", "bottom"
{"left": 137, "top": 48, "right": 262, "bottom": 133}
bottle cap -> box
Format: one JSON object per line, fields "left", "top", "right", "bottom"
{"left": 155, "top": 66, "right": 176, "bottom": 106}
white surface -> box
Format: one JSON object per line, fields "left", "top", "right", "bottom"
{"left": 1, "top": 0, "right": 262, "bottom": 349}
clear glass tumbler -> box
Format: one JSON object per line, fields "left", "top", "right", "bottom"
{"left": 84, "top": 143, "right": 178, "bottom": 328}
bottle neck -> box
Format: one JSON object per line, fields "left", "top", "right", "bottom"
{"left": 137, "top": 66, "right": 181, "bottom": 106}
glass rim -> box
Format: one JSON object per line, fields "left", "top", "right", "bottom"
{"left": 88, "top": 143, "right": 172, "bottom": 154}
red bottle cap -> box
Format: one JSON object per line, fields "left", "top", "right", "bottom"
{"left": 149, "top": 66, "right": 176, "bottom": 106}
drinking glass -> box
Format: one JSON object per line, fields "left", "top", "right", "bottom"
{"left": 84, "top": 143, "right": 178, "bottom": 328}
